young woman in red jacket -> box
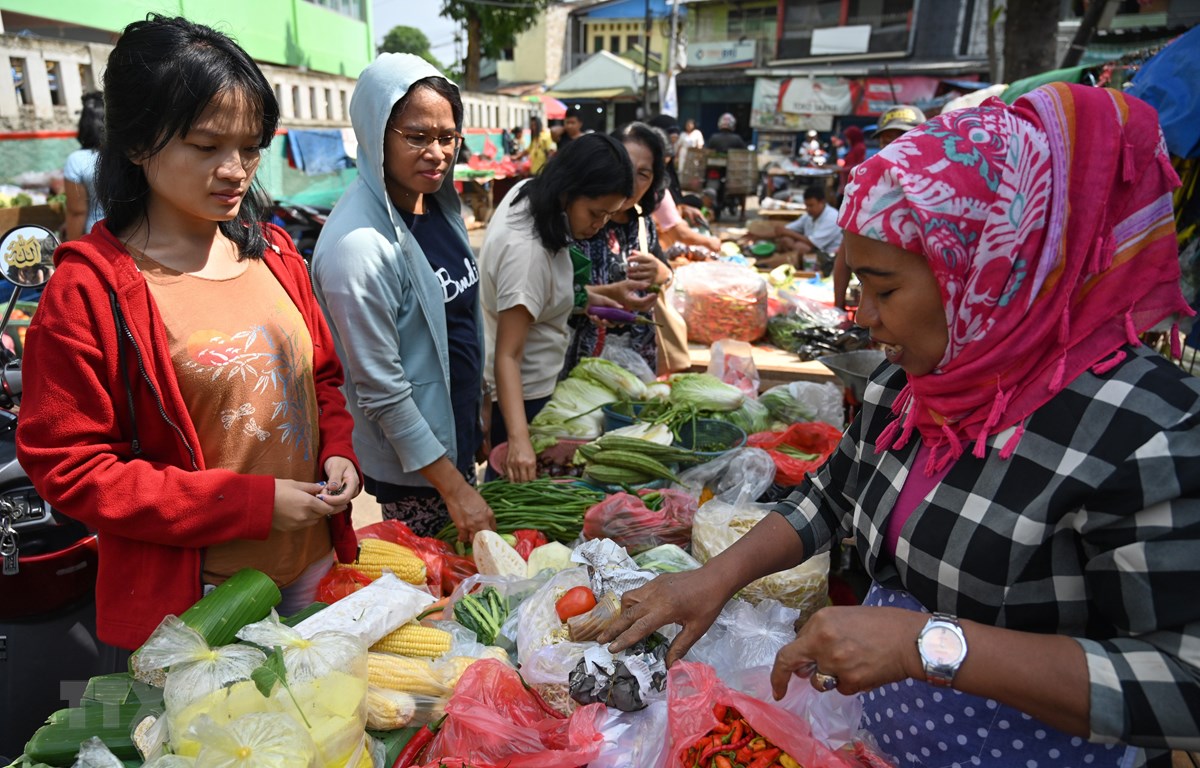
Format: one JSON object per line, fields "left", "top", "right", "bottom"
{"left": 16, "top": 15, "right": 362, "bottom": 650}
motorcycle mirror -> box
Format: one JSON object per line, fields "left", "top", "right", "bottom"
{"left": 0, "top": 225, "right": 57, "bottom": 288}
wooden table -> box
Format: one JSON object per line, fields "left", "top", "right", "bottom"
{"left": 687, "top": 342, "right": 842, "bottom": 392}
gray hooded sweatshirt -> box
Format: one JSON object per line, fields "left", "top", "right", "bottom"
{"left": 312, "top": 53, "right": 480, "bottom": 487}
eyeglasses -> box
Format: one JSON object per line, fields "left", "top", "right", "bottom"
{"left": 389, "top": 128, "right": 463, "bottom": 151}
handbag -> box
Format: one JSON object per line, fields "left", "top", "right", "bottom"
{"left": 635, "top": 212, "right": 691, "bottom": 375}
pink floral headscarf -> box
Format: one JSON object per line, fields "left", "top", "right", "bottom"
{"left": 839, "top": 83, "right": 1191, "bottom": 473}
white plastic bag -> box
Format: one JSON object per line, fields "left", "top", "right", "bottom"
{"left": 691, "top": 497, "right": 829, "bottom": 623}
{"left": 724, "top": 666, "right": 863, "bottom": 750}
{"left": 190, "top": 712, "right": 318, "bottom": 768}
{"left": 760, "top": 380, "right": 845, "bottom": 429}
{"left": 292, "top": 572, "right": 434, "bottom": 645}
{"left": 686, "top": 598, "right": 801, "bottom": 679}
{"left": 135, "top": 616, "right": 266, "bottom": 715}
{"left": 590, "top": 700, "right": 669, "bottom": 768}
{"left": 674, "top": 447, "right": 776, "bottom": 504}
{"left": 707, "top": 339, "right": 760, "bottom": 398}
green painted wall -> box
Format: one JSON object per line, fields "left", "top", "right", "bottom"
{"left": 1, "top": 0, "right": 373, "bottom": 76}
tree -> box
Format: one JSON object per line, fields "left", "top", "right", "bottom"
{"left": 379, "top": 25, "right": 443, "bottom": 71}
{"left": 441, "top": 0, "right": 553, "bottom": 91}
{"left": 1001, "top": 0, "right": 1061, "bottom": 82}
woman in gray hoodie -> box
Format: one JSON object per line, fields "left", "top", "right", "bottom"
{"left": 313, "top": 54, "right": 494, "bottom": 541}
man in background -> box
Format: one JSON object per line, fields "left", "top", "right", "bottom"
{"left": 557, "top": 107, "right": 588, "bottom": 147}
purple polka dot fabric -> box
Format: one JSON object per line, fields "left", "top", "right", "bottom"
{"left": 860, "top": 584, "right": 1133, "bottom": 768}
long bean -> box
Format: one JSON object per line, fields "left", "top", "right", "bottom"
{"left": 435, "top": 479, "right": 607, "bottom": 543}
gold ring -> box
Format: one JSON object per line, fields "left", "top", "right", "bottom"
{"left": 813, "top": 671, "right": 839, "bottom": 692}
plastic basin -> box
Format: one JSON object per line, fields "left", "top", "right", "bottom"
{"left": 674, "top": 418, "right": 747, "bottom": 459}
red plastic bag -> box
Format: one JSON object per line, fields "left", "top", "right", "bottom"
{"left": 513, "top": 529, "right": 549, "bottom": 560}
{"left": 316, "top": 564, "right": 372, "bottom": 603}
{"left": 668, "top": 661, "right": 874, "bottom": 768}
{"left": 748, "top": 421, "right": 845, "bottom": 486}
{"left": 358, "top": 519, "right": 477, "bottom": 598}
{"left": 582, "top": 488, "right": 698, "bottom": 553}
{"left": 418, "top": 659, "right": 606, "bottom": 768}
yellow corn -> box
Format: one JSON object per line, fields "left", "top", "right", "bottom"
{"left": 438, "top": 647, "right": 511, "bottom": 688}
{"left": 353, "top": 539, "right": 426, "bottom": 584}
{"left": 365, "top": 687, "right": 416, "bottom": 730}
{"left": 367, "top": 651, "right": 451, "bottom": 695}
{"left": 371, "top": 622, "right": 452, "bottom": 657}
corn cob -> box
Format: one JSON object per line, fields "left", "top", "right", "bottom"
{"left": 370, "top": 622, "right": 452, "bottom": 658}
{"left": 438, "top": 646, "right": 511, "bottom": 688}
{"left": 353, "top": 538, "right": 426, "bottom": 584}
{"left": 367, "top": 652, "right": 450, "bottom": 695}
{"left": 587, "top": 449, "right": 679, "bottom": 482}
{"left": 366, "top": 687, "right": 416, "bottom": 730}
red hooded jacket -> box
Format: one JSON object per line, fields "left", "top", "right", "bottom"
{"left": 16, "top": 222, "right": 360, "bottom": 650}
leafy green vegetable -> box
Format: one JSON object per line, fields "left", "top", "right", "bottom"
{"left": 711, "top": 397, "right": 771, "bottom": 434}
{"left": 251, "top": 647, "right": 310, "bottom": 727}
{"left": 759, "top": 387, "right": 816, "bottom": 424}
{"left": 528, "top": 378, "right": 618, "bottom": 444}
{"left": 570, "top": 357, "right": 647, "bottom": 400}
{"left": 453, "top": 587, "right": 509, "bottom": 646}
{"left": 667, "top": 373, "right": 745, "bottom": 412}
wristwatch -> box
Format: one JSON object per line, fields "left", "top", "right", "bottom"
{"left": 917, "top": 613, "right": 967, "bottom": 687}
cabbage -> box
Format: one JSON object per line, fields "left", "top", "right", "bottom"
{"left": 759, "top": 386, "right": 815, "bottom": 424}
{"left": 645, "top": 382, "right": 671, "bottom": 401}
{"left": 569, "top": 357, "right": 647, "bottom": 401}
{"left": 528, "top": 378, "right": 617, "bottom": 445}
{"left": 712, "top": 397, "right": 771, "bottom": 434}
{"left": 667, "top": 373, "right": 745, "bottom": 412}
{"left": 605, "top": 422, "right": 674, "bottom": 444}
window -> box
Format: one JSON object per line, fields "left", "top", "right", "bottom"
{"left": 594, "top": 36, "right": 604, "bottom": 52}
{"left": 728, "top": 6, "right": 778, "bottom": 38}
{"left": 302, "top": 0, "right": 363, "bottom": 21}
{"left": 11, "top": 58, "right": 27, "bottom": 106}
{"left": 778, "top": 0, "right": 914, "bottom": 59}
{"left": 292, "top": 85, "right": 302, "bottom": 119}
{"left": 610, "top": 35, "right": 621, "bottom": 53}
{"left": 324, "top": 88, "right": 334, "bottom": 120}
{"left": 46, "top": 60, "right": 64, "bottom": 106}
{"left": 627, "top": 35, "right": 640, "bottom": 50}
{"left": 78, "top": 62, "right": 96, "bottom": 93}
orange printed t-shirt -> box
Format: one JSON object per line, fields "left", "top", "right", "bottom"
{"left": 138, "top": 252, "right": 331, "bottom": 587}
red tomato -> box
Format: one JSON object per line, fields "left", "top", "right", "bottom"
{"left": 555, "top": 586, "right": 597, "bottom": 622}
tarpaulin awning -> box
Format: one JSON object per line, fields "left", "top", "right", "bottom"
{"left": 1128, "top": 25, "right": 1200, "bottom": 159}
{"left": 524, "top": 94, "right": 567, "bottom": 119}
{"left": 545, "top": 50, "right": 648, "bottom": 100}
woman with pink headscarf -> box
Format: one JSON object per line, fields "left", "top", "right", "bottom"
{"left": 601, "top": 83, "right": 1200, "bottom": 766}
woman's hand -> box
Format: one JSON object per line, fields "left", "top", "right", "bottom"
{"left": 320, "top": 456, "right": 360, "bottom": 515}
{"left": 272, "top": 478, "right": 337, "bottom": 531}
{"left": 599, "top": 565, "right": 736, "bottom": 666}
{"left": 769, "top": 606, "right": 925, "bottom": 699}
{"left": 588, "top": 279, "right": 655, "bottom": 312}
{"left": 445, "top": 483, "right": 496, "bottom": 543}
{"left": 504, "top": 434, "right": 538, "bottom": 483}
{"left": 626, "top": 250, "right": 670, "bottom": 286}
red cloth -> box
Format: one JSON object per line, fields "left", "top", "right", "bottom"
{"left": 16, "top": 222, "right": 360, "bottom": 649}
{"left": 839, "top": 83, "right": 1192, "bottom": 473}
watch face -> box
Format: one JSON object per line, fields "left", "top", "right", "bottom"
{"left": 922, "top": 625, "right": 964, "bottom": 665}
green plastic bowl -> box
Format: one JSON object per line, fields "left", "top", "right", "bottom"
{"left": 750, "top": 241, "right": 777, "bottom": 257}
{"left": 674, "top": 419, "right": 747, "bottom": 459}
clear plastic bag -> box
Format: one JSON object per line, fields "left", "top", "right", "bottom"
{"left": 590, "top": 700, "right": 669, "bottom": 768}
{"left": 136, "top": 617, "right": 268, "bottom": 714}
{"left": 357, "top": 520, "right": 478, "bottom": 598}
{"left": 686, "top": 598, "right": 802, "bottom": 679}
{"left": 71, "top": 737, "right": 124, "bottom": 768}
{"left": 581, "top": 489, "right": 698, "bottom": 553}
{"left": 235, "top": 615, "right": 369, "bottom": 768}
{"left": 691, "top": 497, "right": 829, "bottom": 623}
{"left": 706, "top": 339, "right": 760, "bottom": 397}
{"left": 674, "top": 447, "right": 776, "bottom": 504}
{"left": 190, "top": 712, "right": 318, "bottom": 768}
{"left": 514, "top": 567, "right": 591, "bottom": 667}
{"left": 632, "top": 544, "right": 701, "bottom": 573}
{"left": 672, "top": 262, "right": 769, "bottom": 344}
{"left": 760, "top": 380, "right": 846, "bottom": 429}
{"left": 600, "top": 334, "right": 657, "bottom": 383}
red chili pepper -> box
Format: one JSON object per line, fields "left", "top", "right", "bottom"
{"left": 391, "top": 713, "right": 447, "bottom": 768}
{"left": 746, "top": 747, "right": 782, "bottom": 768}
{"left": 516, "top": 669, "right": 567, "bottom": 719}
{"left": 699, "top": 736, "right": 730, "bottom": 765}
{"left": 711, "top": 722, "right": 732, "bottom": 735}
{"left": 714, "top": 756, "right": 734, "bottom": 768}
{"left": 713, "top": 703, "right": 728, "bottom": 722}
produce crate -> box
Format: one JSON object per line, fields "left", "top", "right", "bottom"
{"left": 0, "top": 203, "right": 65, "bottom": 235}
{"left": 678, "top": 149, "right": 707, "bottom": 192}
{"left": 723, "top": 149, "right": 758, "bottom": 196}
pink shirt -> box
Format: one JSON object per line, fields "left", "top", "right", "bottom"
{"left": 885, "top": 443, "right": 951, "bottom": 557}
{"left": 651, "top": 193, "right": 683, "bottom": 232}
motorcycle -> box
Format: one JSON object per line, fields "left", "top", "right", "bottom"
{"left": 269, "top": 200, "right": 330, "bottom": 262}
{"left": 0, "top": 225, "right": 123, "bottom": 761}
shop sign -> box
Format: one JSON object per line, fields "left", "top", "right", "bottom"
{"left": 688, "top": 40, "right": 756, "bottom": 68}
{"left": 751, "top": 77, "right": 854, "bottom": 128}
{"left": 855, "top": 76, "right": 944, "bottom": 115}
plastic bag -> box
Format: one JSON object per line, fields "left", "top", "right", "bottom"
{"left": 316, "top": 564, "right": 373, "bottom": 604}
{"left": 666, "top": 661, "right": 855, "bottom": 768}
{"left": 581, "top": 489, "right": 698, "bottom": 553}
{"left": 706, "top": 339, "right": 760, "bottom": 397}
{"left": 515, "top": 567, "right": 591, "bottom": 667}
{"left": 512, "top": 529, "right": 549, "bottom": 560}
{"left": 632, "top": 544, "right": 701, "bottom": 574}
{"left": 190, "top": 712, "right": 318, "bottom": 768}
{"left": 747, "top": 421, "right": 845, "bottom": 487}
{"left": 600, "top": 333, "right": 657, "bottom": 383}
{"left": 672, "top": 261, "right": 769, "bottom": 344}
{"left": 236, "top": 615, "right": 369, "bottom": 768}
{"left": 590, "top": 700, "right": 669, "bottom": 768}
{"left": 291, "top": 572, "right": 435, "bottom": 645}
{"left": 136, "top": 617, "right": 267, "bottom": 713}
{"left": 691, "top": 497, "right": 829, "bottom": 623}
{"left": 357, "top": 520, "right": 478, "bottom": 598}
{"left": 419, "top": 660, "right": 607, "bottom": 768}
{"left": 675, "top": 447, "right": 776, "bottom": 504}
{"left": 760, "top": 380, "right": 846, "bottom": 429}
{"left": 71, "top": 737, "right": 124, "bottom": 768}
{"left": 686, "top": 598, "right": 802, "bottom": 680}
